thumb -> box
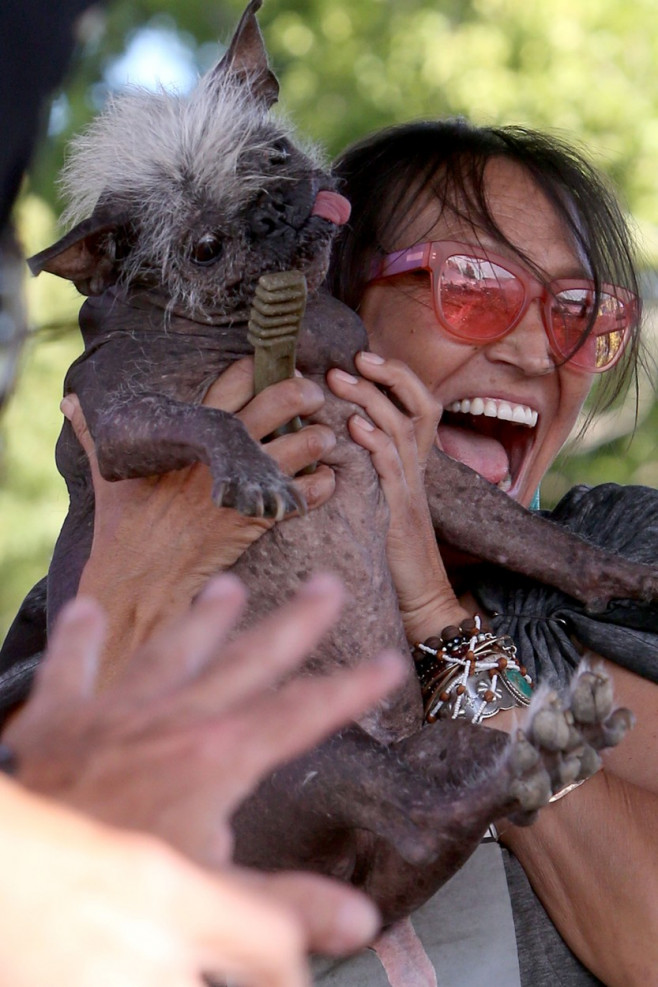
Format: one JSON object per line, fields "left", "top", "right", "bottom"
{"left": 60, "top": 394, "right": 103, "bottom": 488}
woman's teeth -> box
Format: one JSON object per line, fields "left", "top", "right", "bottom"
{"left": 446, "top": 397, "right": 538, "bottom": 428}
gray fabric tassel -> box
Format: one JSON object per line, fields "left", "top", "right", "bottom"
{"left": 474, "top": 483, "right": 658, "bottom": 689}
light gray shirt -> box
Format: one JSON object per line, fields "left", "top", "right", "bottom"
{"left": 312, "top": 840, "right": 602, "bottom": 986}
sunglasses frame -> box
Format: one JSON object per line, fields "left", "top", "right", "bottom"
{"left": 369, "top": 240, "right": 638, "bottom": 373}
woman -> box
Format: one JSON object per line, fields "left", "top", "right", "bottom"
{"left": 319, "top": 120, "right": 658, "bottom": 985}
{"left": 52, "top": 120, "right": 658, "bottom": 984}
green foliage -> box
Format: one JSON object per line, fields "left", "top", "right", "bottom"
{"left": 0, "top": 331, "right": 81, "bottom": 637}
{"left": 0, "top": 195, "right": 82, "bottom": 636}
{"left": 543, "top": 324, "right": 658, "bottom": 507}
{"left": 29, "top": 0, "right": 658, "bottom": 258}
{"left": 2, "top": 0, "right": 657, "bottom": 639}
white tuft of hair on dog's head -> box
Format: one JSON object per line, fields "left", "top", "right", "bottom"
{"left": 57, "top": 67, "right": 329, "bottom": 315}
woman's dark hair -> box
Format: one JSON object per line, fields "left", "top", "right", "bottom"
{"left": 328, "top": 119, "right": 642, "bottom": 411}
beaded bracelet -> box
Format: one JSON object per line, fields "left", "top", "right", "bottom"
{"left": 412, "top": 615, "right": 533, "bottom": 724}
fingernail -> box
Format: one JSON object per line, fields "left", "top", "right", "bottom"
{"left": 352, "top": 414, "right": 374, "bottom": 432}
{"left": 294, "top": 369, "right": 304, "bottom": 378}
{"left": 300, "top": 572, "right": 344, "bottom": 599}
{"left": 198, "top": 573, "right": 245, "bottom": 602}
{"left": 357, "top": 351, "right": 385, "bottom": 365}
{"left": 371, "top": 650, "right": 406, "bottom": 681}
{"left": 331, "top": 368, "right": 358, "bottom": 385}
{"left": 329, "top": 899, "right": 380, "bottom": 954}
{"left": 60, "top": 396, "right": 74, "bottom": 419}
{"left": 319, "top": 430, "right": 337, "bottom": 451}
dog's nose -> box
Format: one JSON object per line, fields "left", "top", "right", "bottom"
{"left": 248, "top": 194, "right": 292, "bottom": 239}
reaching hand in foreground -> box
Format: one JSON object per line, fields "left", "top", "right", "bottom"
{"left": 2, "top": 573, "right": 406, "bottom": 969}
{"left": 5, "top": 571, "right": 405, "bottom": 860}
{"left": 0, "top": 774, "right": 320, "bottom": 987}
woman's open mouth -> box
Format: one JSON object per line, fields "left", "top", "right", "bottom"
{"left": 437, "top": 396, "right": 538, "bottom": 494}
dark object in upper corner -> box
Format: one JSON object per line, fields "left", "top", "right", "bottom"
{"left": 0, "top": 0, "right": 99, "bottom": 229}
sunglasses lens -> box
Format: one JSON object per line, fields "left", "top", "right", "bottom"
{"left": 438, "top": 255, "right": 525, "bottom": 340}
{"left": 550, "top": 289, "right": 630, "bottom": 370}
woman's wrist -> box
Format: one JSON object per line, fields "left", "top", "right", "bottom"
{"left": 77, "top": 559, "right": 199, "bottom": 687}
{"left": 403, "top": 598, "right": 472, "bottom": 647}
{"left": 398, "top": 560, "right": 476, "bottom": 645}
{"left": 412, "top": 613, "right": 533, "bottom": 725}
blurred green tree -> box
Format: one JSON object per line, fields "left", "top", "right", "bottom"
{"left": 31, "top": 0, "right": 658, "bottom": 248}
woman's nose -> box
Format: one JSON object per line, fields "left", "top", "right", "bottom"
{"left": 483, "top": 299, "right": 556, "bottom": 376}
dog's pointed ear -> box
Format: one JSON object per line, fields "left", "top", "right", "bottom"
{"left": 28, "top": 211, "right": 130, "bottom": 296}
{"left": 208, "top": 0, "right": 279, "bottom": 108}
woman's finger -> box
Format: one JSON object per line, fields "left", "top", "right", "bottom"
{"left": 238, "top": 376, "right": 326, "bottom": 441}
{"left": 355, "top": 352, "right": 442, "bottom": 458}
{"left": 329, "top": 371, "right": 421, "bottom": 507}
{"left": 265, "top": 424, "right": 335, "bottom": 476}
{"left": 328, "top": 355, "right": 441, "bottom": 468}
{"left": 201, "top": 357, "right": 256, "bottom": 414}
{"left": 293, "top": 464, "right": 336, "bottom": 512}
{"left": 348, "top": 413, "right": 409, "bottom": 501}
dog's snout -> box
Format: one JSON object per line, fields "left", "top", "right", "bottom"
{"left": 248, "top": 193, "right": 295, "bottom": 239}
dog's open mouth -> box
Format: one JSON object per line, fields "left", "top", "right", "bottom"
{"left": 438, "top": 397, "right": 538, "bottom": 493}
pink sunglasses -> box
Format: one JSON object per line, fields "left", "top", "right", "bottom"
{"left": 369, "top": 240, "right": 638, "bottom": 372}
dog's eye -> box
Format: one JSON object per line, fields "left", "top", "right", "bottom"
{"left": 269, "top": 140, "right": 291, "bottom": 165}
{"left": 190, "top": 233, "right": 223, "bottom": 266}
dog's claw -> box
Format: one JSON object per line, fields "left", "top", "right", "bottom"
{"left": 212, "top": 480, "right": 227, "bottom": 508}
{"left": 272, "top": 493, "right": 287, "bottom": 522}
{"left": 292, "top": 486, "right": 307, "bottom": 517}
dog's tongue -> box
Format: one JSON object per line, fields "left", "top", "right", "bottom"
{"left": 437, "top": 424, "right": 510, "bottom": 485}
{"left": 311, "top": 190, "right": 351, "bottom": 226}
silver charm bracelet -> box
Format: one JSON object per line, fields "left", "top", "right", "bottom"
{"left": 412, "top": 614, "right": 534, "bottom": 725}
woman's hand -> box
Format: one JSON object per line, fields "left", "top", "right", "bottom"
{"left": 69, "top": 357, "right": 337, "bottom": 671}
{"left": 327, "top": 351, "right": 469, "bottom": 642}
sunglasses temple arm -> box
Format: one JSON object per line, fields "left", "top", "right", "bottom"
{"left": 371, "top": 243, "right": 432, "bottom": 279}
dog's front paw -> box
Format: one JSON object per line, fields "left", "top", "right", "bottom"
{"left": 211, "top": 449, "right": 305, "bottom": 520}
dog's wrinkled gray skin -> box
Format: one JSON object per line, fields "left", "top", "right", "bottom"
{"left": 3, "top": 0, "right": 641, "bottom": 923}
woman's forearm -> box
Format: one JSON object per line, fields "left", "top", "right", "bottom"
{"left": 503, "top": 770, "right": 658, "bottom": 986}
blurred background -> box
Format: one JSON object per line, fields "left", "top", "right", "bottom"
{"left": 2, "top": 0, "right": 657, "bottom": 637}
